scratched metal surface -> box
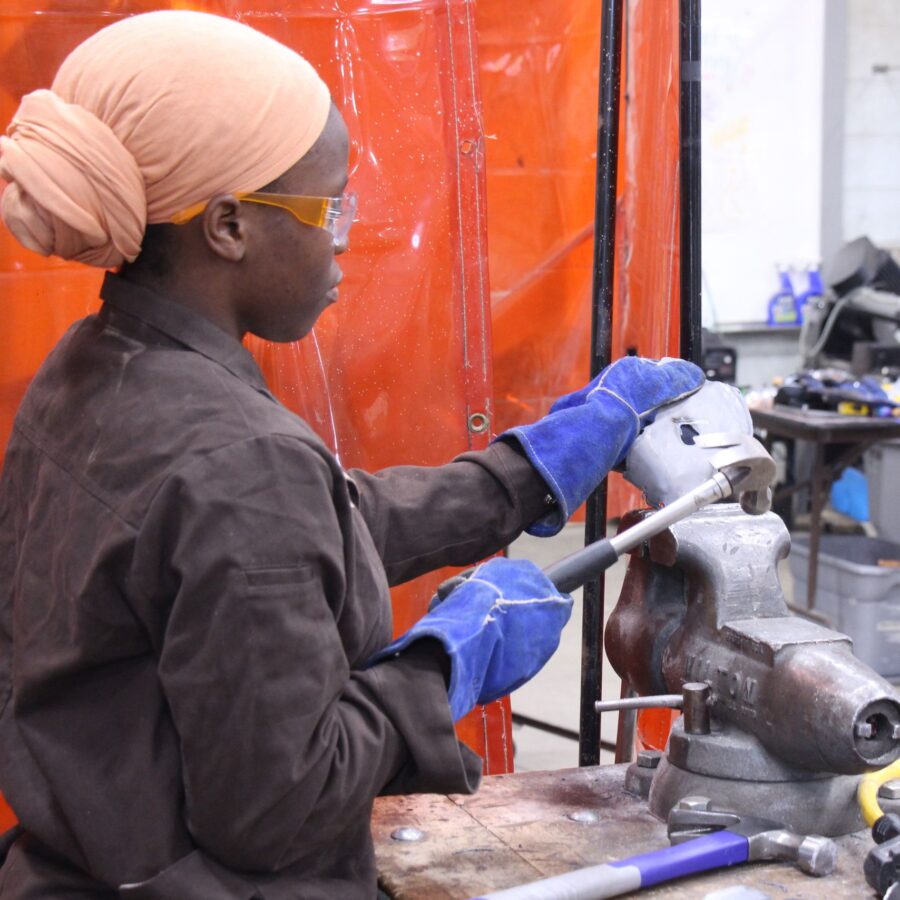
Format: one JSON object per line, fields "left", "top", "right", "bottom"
{"left": 373, "top": 764, "right": 875, "bottom": 899}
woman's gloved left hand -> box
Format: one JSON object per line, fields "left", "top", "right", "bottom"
{"left": 365, "top": 557, "right": 573, "bottom": 721}
{"left": 498, "top": 356, "right": 705, "bottom": 536}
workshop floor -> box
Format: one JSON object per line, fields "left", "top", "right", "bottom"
{"left": 507, "top": 521, "right": 798, "bottom": 773}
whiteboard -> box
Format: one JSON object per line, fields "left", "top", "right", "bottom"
{"left": 702, "top": 0, "right": 825, "bottom": 327}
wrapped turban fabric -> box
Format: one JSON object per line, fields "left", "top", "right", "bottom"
{"left": 0, "top": 11, "right": 331, "bottom": 268}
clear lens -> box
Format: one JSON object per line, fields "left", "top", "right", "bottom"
{"left": 325, "top": 192, "right": 357, "bottom": 244}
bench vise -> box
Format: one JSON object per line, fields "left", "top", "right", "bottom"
{"left": 605, "top": 502, "right": 900, "bottom": 836}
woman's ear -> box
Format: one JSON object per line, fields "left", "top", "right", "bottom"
{"left": 201, "top": 194, "right": 246, "bottom": 262}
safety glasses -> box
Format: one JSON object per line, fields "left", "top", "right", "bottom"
{"left": 172, "top": 191, "right": 358, "bottom": 245}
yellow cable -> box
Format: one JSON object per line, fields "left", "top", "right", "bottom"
{"left": 859, "top": 758, "right": 900, "bottom": 828}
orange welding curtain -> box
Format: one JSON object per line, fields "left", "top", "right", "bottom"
{"left": 0, "top": 0, "right": 514, "bottom": 772}
{"left": 479, "top": 0, "right": 683, "bottom": 749}
{"left": 483, "top": 0, "right": 682, "bottom": 519}
{"left": 0, "top": 0, "right": 683, "bottom": 789}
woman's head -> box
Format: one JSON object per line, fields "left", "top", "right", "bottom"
{"left": 0, "top": 10, "right": 354, "bottom": 341}
{"left": 0, "top": 10, "right": 332, "bottom": 269}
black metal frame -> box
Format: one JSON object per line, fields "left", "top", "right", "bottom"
{"left": 579, "top": 0, "right": 702, "bottom": 766}
{"left": 579, "top": 0, "right": 625, "bottom": 768}
{"left": 680, "top": 0, "right": 702, "bottom": 363}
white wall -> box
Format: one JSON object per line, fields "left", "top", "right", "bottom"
{"left": 844, "top": 0, "right": 900, "bottom": 249}
{"left": 702, "top": 1, "right": 826, "bottom": 327}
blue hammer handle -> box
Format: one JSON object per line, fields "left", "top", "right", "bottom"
{"left": 469, "top": 830, "right": 749, "bottom": 899}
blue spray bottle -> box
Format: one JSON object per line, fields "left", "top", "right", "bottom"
{"left": 793, "top": 264, "right": 824, "bottom": 324}
{"left": 767, "top": 265, "right": 800, "bottom": 326}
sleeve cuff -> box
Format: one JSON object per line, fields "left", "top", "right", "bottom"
{"left": 492, "top": 434, "right": 565, "bottom": 536}
{"left": 369, "top": 648, "right": 482, "bottom": 797}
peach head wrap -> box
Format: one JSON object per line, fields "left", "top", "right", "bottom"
{"left": 0, "top": 11, "right": 332, "bottom": 268}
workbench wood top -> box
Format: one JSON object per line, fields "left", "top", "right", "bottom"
{"left": 373, "top": 764, "right": 874, "bottom": 898}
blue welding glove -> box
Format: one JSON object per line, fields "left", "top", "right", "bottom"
{"left": 366, "top": 558, "right": 573, "bottom": 721}
{"left": 499, "top": 356, "right": 705, "bottom": 537}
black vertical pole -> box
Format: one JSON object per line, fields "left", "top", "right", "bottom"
{"left": 579, "top": 0, "right": 624, "bottom": 768}
{"left": 680, "top": 0, "right": 702, "bottom": 363}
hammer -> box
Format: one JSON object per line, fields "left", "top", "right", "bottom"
{"left": 667, "top": 797, "right": 837, "bottom": 877}
{"left": 467, "top": 795, "right": 834, "bottom": 900}
{"left": 543, "top": 432, "right": 776, "bottom": 594}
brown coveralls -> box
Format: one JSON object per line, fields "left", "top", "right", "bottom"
{"left": 0, "top": 275, "right": 549, "bottom": 898}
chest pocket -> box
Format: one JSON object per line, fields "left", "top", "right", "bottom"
{"left": 242, "top": 565, "right": 317, "bottom": 589}
{"left": 239, "top": 564, "right": 346, "bottom": 688}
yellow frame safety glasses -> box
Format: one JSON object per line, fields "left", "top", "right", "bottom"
{"left": 172, "top": 191, "right": 358, "bottom": 245}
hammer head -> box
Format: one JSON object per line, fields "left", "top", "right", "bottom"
{"left": 624, "top": 382, "right": 776, "bottom": 514}
{"left": 668, "top": 797, "right": 837, "bottom": 877}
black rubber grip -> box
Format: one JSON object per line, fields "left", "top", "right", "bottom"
{"left": 874, "top": 813, "right": 900, "bottom": 844}
{"left": 543, "top": 538, "right": 620, "bottom": 594}
{"left": 864, "top": 834, "right": 900, "bottom": 895}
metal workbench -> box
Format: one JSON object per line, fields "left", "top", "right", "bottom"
{"left": 373, "top": 763, "right": 874, "bottom": 898}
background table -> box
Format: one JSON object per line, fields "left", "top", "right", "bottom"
{"left": 750, "top": 406, "right": 900, "bottom": 610}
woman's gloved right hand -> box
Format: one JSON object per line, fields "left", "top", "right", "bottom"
{"left": 366, "top": 557, "right": 573, "bottom": 721}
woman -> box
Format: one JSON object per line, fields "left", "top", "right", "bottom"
{"left": 0, "top": 11, "right": 702, "bottom": 897}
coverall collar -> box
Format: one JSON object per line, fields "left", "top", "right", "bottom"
{"left": 99, "top": 272, "right": 275, "bottom": 400}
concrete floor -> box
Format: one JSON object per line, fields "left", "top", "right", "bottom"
{"left": 506, "top": 521, "right": 799, "bottom": 773}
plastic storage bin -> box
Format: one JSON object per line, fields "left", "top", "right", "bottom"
{"left": 789, "top": 535, "right": 900, "bottom": 679}
{"left": 866, "top": 439, "right": 900, "bottom": 542}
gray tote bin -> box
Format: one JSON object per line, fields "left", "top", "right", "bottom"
{"left": 866, "top": 439, "right": 900, "bottom": 542}
{"left": 789, "top": 535, "right": 900, "bottom": 679}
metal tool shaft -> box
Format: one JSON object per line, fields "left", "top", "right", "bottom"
{"left": 607, "top": 472, "right": 731, "bottom": 557}
{"left": 543, "top": 472, "right": 732, "bottom": 594}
